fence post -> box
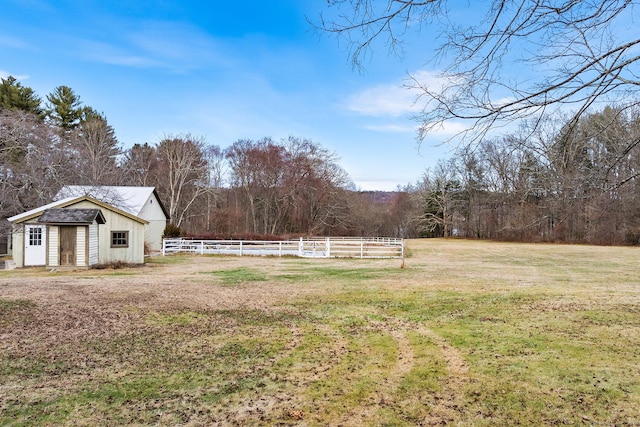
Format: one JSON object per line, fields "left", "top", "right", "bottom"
{"left": 299, "top": 237, "right": 303, "bottom": 257}
{"left": 360, "top": 239, "right": 364, "bottom": 259}
{"left": 162, "top": 239, "right": 166, "bottom": 256}
{"left": 240, "top": 241, "right": 243, "bottom": 256}
{"left": 200, "top": 241, "right": 204, "bottom": 255}
{"left": 326, "top": 237, "right": 330, "bottom": 258}
{"left": 279, "top": 241, "right": 282, "bottom": 257}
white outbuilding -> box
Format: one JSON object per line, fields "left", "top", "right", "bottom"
{"left": 8, "top": 195, "right": 150, "bottom": 269}
{"left": 54, "top": 186, "right": 169, "bottom": 252}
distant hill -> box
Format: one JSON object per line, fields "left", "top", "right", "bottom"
{"left": 356, "top": 191, "right": 404, "bottom": 204}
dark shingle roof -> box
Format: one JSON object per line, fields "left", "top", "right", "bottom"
{"left": 38, "top": 208, "right": 106, "bottom": 225}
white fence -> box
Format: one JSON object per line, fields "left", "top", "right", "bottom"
{"left": 162, "top": 237, "right": 404, "bottom": 259}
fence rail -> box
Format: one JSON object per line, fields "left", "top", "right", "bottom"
{"left": 162, "top": 237, "right": 404, "bottom": 259}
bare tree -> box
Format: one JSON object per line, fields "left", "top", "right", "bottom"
{"left": 414, "top": 159, "right": 463, "bottom": 237}
{"left": 121, "top": 143, "right": 158, "bottom": 186}
{"left": 0, "top": 109, "right": 72, "bottom": 218}
{"left": 225, "top": 137, "right": 354, "bottom": 236}
{"left": 225, "top": 138, "right": 278, "bottom": 234}
{"left": 72, "top": 111, "right": 121, "bottom": 185}
{"left": 200, "top": 144, "right": 226, "bottom": 232}
{"left": 317, "top": 1, "right": 640, "bottom": 143}
{"left": 155, "top": 134, "right": 210, "bottom": 228}
{"left": 283, "top": 136, "right": 353, "bottom": 235}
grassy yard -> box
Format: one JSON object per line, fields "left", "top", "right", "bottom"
{"left": 1, "top": 239, "right": 639, "bottom": 425}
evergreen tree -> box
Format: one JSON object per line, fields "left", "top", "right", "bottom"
{"left": 46, "top": 85, "right": 83, "bottom": 131}
{"left": 0, "top": 76, "right": 43, "bottom": 117}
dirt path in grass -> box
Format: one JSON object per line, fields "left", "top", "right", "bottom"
{"left": 416, "top": 325, "right": 469, "bottom": 425}
{"left": 339, "top": 320, "right": 469, "bottom": 426}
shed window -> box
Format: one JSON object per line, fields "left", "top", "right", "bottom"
{"left": 29, "top": 227, "right": 42, "bottom": 246}
{"left": 111, "top": 231, "right": 129, "bottom": 248}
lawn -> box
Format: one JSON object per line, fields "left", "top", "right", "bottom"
{"left": 1, "top": 239, "right": 639, "bottom": 425}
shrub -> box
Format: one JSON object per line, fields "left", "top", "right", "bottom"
{"left": 163, "top": 223, "right": 182, "bottom": 238}
{"left": 91, "top": 261, "right": 136, "bottom": 270}
{"left": 625, "top": 231, "right": 640, "bottom": 246}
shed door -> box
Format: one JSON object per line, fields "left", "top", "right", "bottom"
{"left": 24, "top": 224, "right": 46, "bottom": 266}
{"left": 59, "top": 226, "right": 76, "bottom": 266}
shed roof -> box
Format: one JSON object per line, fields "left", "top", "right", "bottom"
{"left": 7, "top": 196, "right": 148, "bottom": 225}
{"left": 7, "top": 196, "right": 79, "bottom": 223}
{"left": 55, "top": 186, "right": 169, "bottom": 219}
{"left": 38, "top": 208, "right": 106, "bottom": 225}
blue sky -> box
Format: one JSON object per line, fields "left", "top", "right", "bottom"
{"left": 0, "top": 0, "right": 457, "bottom": 190}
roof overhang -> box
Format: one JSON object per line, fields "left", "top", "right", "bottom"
{"left": 38, "top": 208, "right": 106, "bottom": 225}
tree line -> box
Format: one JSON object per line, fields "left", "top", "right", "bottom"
{"left": 3, "top": 75, "right": 640, "bottom": 245}
{"left": 0, "top": 76, "right": 416, "bottom": 241}
{"left": 414, "top": 107, "right": 640, "bottom": 245}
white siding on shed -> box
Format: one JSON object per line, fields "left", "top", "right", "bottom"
{"left": 48, "top": 226, "right": 59, "bottom": 267}
{"left": 137, "top": 194, "right": 167, "bottom": 251}
{"left": 11, "top": 224, "right": 24, "bottom": 268}
{"left": 72, "top": 200, "right": 145, "bottom": 264}
{"left": 89, "top": 223, "right": 99, "bottom": 266}
{"left": 76, "top": 226, "right": 86, "bottom": 267}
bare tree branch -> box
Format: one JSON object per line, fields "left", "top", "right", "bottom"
{"left": 316, "top": 0, "right": 640, "bottom": 142}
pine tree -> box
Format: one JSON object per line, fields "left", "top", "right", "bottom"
{"left": 0, "top": 76, "right": 43, "bottom": 117}
{"left": 46, "top": 85, "right": 83, "bottom": 131}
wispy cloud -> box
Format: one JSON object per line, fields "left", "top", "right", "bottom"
{"left": 77, "top": 21, "right": 233, "bottom": 72}
{"left": 127, "top": 21, "right": 231, "bottom": 67}
{"left": 79, "top": 40, "right": 165, "bottom": 68}
{"left": 5, "top": 0, "right": 54, "bottom": 12}
{"left": 344, "top": 70, "right": 472, "bottom": 138}
{"left": 345, "top": 80, "right": 422, "bottom": 117}
{"left": 363, "top": 123, "right": 417, "bottom": 133}
{"left": 363, "top": 118, "right": 468, "bottom": 138}
{"left": 344, "top": 69, "right": 453, "bottom": 117}
{"left": 0, "top": 70, "right": 30, "bottom": 80}
{"left": 424, "top": 121, "right": 469, "bottom": 137}
{"left": 0, "top": 34, "right": 31, "bottom": 49}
